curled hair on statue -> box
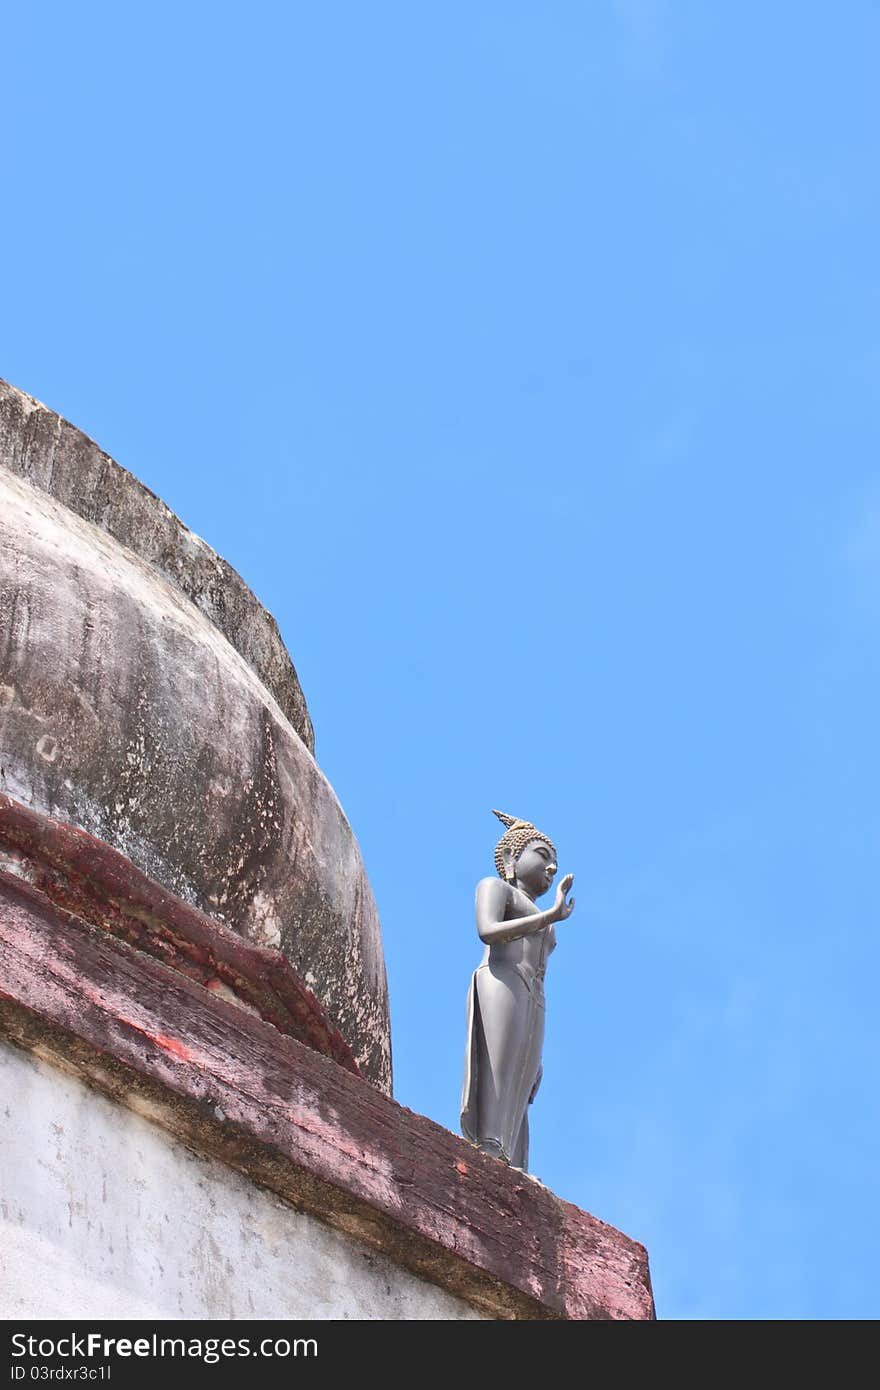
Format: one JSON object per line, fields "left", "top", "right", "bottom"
{"left": 491, "top": 809, "right": 556, "bottom": 882}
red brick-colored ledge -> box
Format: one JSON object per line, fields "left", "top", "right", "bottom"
{"left": 0, "top": 860, "right": 654, "bottom": 1320}
{"left": 0, "top": 795, "right": 358, "bottom": 1076}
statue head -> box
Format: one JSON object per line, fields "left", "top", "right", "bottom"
{"left": 492, "top": 810, "right": 558, "bottom": 899}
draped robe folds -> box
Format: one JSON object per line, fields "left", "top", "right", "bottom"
{"left": 461, "top": 900, "right": 556, "bottom": 1170}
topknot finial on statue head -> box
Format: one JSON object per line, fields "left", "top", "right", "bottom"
{"left": 491, "top": 809, "right": 556, "bottom": 882}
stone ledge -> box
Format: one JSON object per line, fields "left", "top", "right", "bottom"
{"left": 0, "top": 795, "right": 359, "bottom": 1077}
{"left": 0, "top": 866, "right": 654, "bottom": 1321}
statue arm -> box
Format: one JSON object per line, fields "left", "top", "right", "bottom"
{"left": 475, "top": 877, "right": 556, "bottom": 945}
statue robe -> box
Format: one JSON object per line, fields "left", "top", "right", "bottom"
{"left": 460, "top": 923, "right": 554, "bottom": 1170}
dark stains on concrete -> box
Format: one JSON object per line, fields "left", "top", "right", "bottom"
{"left": 208, "top": 708, "right": 284, "bottom": 928}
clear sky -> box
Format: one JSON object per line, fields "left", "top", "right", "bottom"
{"left": 3, "top": 2, "right": 879, "bottom": 1320}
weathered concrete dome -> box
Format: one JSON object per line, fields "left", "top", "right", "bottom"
{"left": 0, "top": 379, "right": 391, "bottom": 1091}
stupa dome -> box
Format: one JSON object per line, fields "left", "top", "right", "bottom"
{"left": 0, "top": 379, "right": 391, "bottom": 1091}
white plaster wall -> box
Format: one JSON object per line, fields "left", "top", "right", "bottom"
{"left": 0, "top": 1042, "right": 483, "bottom": 1320}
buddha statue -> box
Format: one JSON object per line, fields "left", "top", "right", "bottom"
{"left": 461, "top": 810, "right": 575, "bottom": 1172}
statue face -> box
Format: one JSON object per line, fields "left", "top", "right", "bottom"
{"left": 514, "top": 839, "right": 557, "bottom": 900}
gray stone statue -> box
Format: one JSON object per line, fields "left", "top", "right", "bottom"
{"left": 461, "top": 810, "right": 575, "bottom": 1171}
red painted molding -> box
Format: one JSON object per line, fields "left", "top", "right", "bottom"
{"left": 0, "top": 795, "right": 359, "bottom": 1076}
{"left": 0, "top": 866, "right": 655, "bottom": 1320}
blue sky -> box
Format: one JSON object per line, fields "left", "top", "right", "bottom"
{"left": 4, "top": 2, "right": 879, "bottom": 1319}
